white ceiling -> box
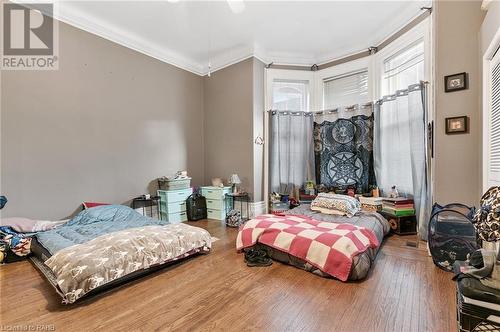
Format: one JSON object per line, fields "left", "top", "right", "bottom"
{"left": 34, "top": 0, "right": 431, "bottom": 75}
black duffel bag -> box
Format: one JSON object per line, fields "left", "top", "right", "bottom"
{"left": 186, "top": 193, "right": 207, "bottom": 221}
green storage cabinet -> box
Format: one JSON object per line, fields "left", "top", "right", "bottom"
{"left": 157, "top": 188, "right": 193, "bottom": 223}
{"left": 200, "top": 186, "right": 231, "bottom": 221}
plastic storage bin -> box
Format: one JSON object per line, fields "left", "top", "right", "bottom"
{"left": 158, "top": 177, "right": 191, "bottom": 190}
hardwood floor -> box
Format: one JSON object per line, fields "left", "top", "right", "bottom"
{"left": 0, "top": 220, "right": 456, "bottom": 332}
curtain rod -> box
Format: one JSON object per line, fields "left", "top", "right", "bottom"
{"left": 267, "top": 102, "right": 374, "bottom": 115}
{"left": 267, "top": 7, "right": 432, "bottom": 72}
{"left": 268, "top": 81, "right": 429, "bottom": 113}
{"left": 375, "top": 81, "right": 428, "bottom": 105}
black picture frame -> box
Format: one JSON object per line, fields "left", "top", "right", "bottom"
{"left": 445, "top": 116, "right": 468, "bottom": 135}
{"left": 444, "top": 72, "right": 468, "bottom": 92}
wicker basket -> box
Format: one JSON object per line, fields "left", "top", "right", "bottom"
{"left": 158, "top": 177, "right": 191, "bottom": 190}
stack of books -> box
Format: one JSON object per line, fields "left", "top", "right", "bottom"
{"left": 358, "top": 196, "right": 383, "bottom": 212}
{"left": 382, "top": 198, "right": 415, "bottom": 216}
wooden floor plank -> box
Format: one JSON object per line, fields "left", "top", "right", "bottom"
{"left": 0, "top": 220, "right": 456, "bottom": 331}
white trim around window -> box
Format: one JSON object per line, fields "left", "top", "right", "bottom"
{"left": 265, "top": 69, "right": 314, "bottom": 111}
{"left": 483, "top": 28, "right": 500, "bottom": 191}
{"left": 314, "top": 57, "right": 373, "bottom": 110}
{"left": 265, "top": 18, "right": 430, "bottom": 111}
{"left": 263, "top": 17, "right": 431, "bottom": 209}
{"left": 373, "top": 18, "right": 431, "bottom": 99}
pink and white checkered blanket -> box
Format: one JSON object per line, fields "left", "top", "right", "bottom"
{"left": 236, "top": 214, "right": 379, "bottom": 281}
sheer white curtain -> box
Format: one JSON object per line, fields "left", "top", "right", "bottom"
{"left": 269, "top": 111, "right": 315, "bottom": 198}
{"left": 374, "top": 83, "right": 430, "bottom": 239}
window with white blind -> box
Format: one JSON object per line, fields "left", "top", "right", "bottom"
{"left": 382, "top": 39, "right": 424, "bottom": 96}
{"left": 487, "top": 48, "right": 500, "bottom": 187}
{"left": 323, "top": 70, "right": 369, "bottom": 109}
{"left": 272, "top": 79, "right": 310, "bottom": 111}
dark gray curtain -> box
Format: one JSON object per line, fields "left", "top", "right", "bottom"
{"left": 313, "top": 104, "right": 375, "bottom": 193}
{"left": 269, "top": 111, "right": 315, "bottom": 197}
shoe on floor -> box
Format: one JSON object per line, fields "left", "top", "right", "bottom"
{"left": 244, "top": 248, "right": 273, "bottom": 267}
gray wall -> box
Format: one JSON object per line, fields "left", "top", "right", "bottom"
{"left": 252, "top": 58, "right": 265, "bottom": 202}
{"left": 203, "top": 58, "right": 254, "bottom": 196}
{"left": 203, "top": 57, "right": 265, "bottom": 202}
{"left": 1, "top": 21, "right": 205, "bottom": 219}
{"left": 433, "top": 0, "right": 485, "bottom": 206}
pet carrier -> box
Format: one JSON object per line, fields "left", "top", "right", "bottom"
{"left": 428, "top": 203, "right": 479, "bottom": 272}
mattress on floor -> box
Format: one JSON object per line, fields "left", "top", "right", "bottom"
{"left": 32, "top": 224, "right": 211, "bottom": 304}
{"left": 30, "top": 205, "right": 212, "bottom": 304}
{"left": 262, "top": 205, "right": 390, "bottom": 280}
{"left": 30, "top": 247, "right": 205, "bottom": 304}
{"left": 30, "top": 236, "right": 52, "bottom": 261}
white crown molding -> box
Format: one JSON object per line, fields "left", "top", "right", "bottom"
{"left": 10, "top": 1, "right": 379, "bottom": 76}
{"left": 12, "top": 0, "right": 430, "bottom": 77}
{"left": 12, "top": 0, "right": 207, "bottom": 75}
{"left": 206, "top": 44, "right": 256, "bottom": 75}
{"left": 56, "top": 8, "right": 206, "bottom": 75}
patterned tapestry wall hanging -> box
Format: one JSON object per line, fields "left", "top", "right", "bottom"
{"left": 314, "top": 104, "right": 376, "bottom": 193}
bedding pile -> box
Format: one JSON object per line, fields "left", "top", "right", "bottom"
{"left": 236, "top": 214, "right": 378, "bottom": 281}
{"left": 0, "top": 218, "right": 68, "bottom": 263}
{"left": 0, "top": 226, "right": 32, "bottom": 261}
{"left": 310, "top": 193, "right": 361, "bottom": 217}
{"left": 0, "top": 217, "right": 68, "bottom": 233}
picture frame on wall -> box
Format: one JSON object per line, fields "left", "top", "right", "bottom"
{"left": 444, "top": 72, "right": 468, "bottom": 92}
{"left": 445, "top": 116, "right": 468, "bottom": 135}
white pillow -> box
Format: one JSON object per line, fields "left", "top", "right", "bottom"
{"left": 0, "top": 217, "right": 68, "bottom": 233}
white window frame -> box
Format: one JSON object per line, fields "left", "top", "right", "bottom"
{"left": 264, "top": 69, "right": 314, "bottom": 210}
{"left": 265, "top": 69, "right": 314, "bottom": 111}
{"left": 263, "top": 18, "right": 431, "bottom": 210}
{"left": 372, "top": 17, "right": 433, "bottom": 203}
{"left": 483, "top": 28, "right": 500, "bottom": 191}
{"left": 315, "top": 57, "right": 373, "bottom": 110}
{"left": 265, "top": 19, "right": 430, "bottom": 110}
{"left": 373, "top": 19, "right": 431, "bottom": 99}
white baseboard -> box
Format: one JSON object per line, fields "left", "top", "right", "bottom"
{"left": 249, "top": 201, "right": 266, "bottom": 218}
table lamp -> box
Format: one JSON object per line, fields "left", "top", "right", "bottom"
{"left": 229, "top": 174, "right": 241, "bottom": 194}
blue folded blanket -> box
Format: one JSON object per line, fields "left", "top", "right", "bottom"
{"left": 36, "top": 205, "right": 169, "bottom": 255}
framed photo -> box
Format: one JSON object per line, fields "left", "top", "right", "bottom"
{"left": 444, "top": 72, "right": 468, "bottom": 92}
{"left": 445, "top": 116, "right": 468, "bottom": 134}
